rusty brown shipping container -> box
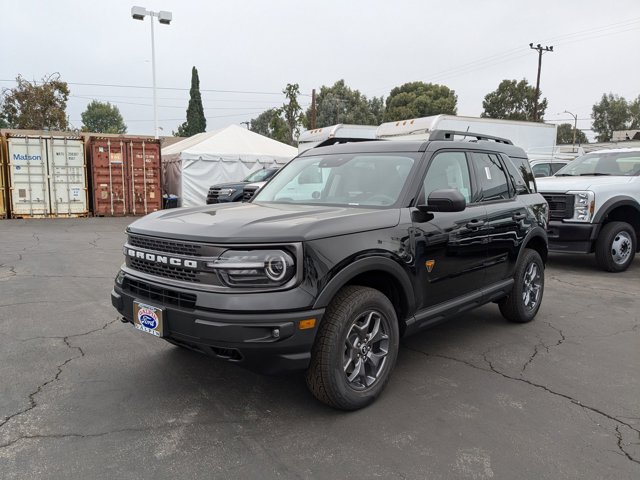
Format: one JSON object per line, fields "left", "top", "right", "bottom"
{"left": 87, "top": 136, "right": 161, "bottom": 216}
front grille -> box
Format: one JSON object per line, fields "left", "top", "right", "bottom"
{"left": 123, "top": 277, "right": 197, "bottom": 309}
{"left": 542, "top": 194, "right": 574, "bottom": 220}
{"left": 129, "top": 257, "right": 200, "bottom": 282}
{"left": 243, "top": 186, "right": 258, "bottom": 202}
{"left": 207, "top": 187, "right": 221, "bottom": 203}
{"left": 128, "top": 234, "right": 203, "bottom": 256}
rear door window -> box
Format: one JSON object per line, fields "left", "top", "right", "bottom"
{"left": 472, "top": 152, "right": 512, "bottom": 201}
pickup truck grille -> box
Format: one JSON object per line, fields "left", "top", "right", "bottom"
{"left": 541, "top": 194, "right": 574, "bottom": 220}
{"left": 243, "top": 186, "right": 259, "bottom": 202}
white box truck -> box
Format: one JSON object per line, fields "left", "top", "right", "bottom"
{"left": 297, "top": 124, "right": 378, "bottom": 153}
{"left": 376, "top": 115, "right": 557, "bottom": 154}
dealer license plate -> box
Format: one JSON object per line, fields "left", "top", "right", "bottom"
{"left": 133, "top": 301, "right": 164, "bottom": 337}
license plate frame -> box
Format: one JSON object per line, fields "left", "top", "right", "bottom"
{"left": 133, "top": 300, "right": 164, "bottom": 337}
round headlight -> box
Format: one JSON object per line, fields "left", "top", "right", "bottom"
{"left": 265, "top": 255, "right": 287, "bottom": 281}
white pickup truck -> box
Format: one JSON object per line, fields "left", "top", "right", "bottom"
{"left": 536, "top": 148, "right": 640, "bottom": 272}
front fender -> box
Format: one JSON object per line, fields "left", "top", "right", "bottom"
{"left": 312, "top": 255, "right": 416, "bottom": 314}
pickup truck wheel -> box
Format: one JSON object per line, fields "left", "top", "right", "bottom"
{"left": 305, "top": 286, "right": 399, "bottom": 410}
{"left": 499, "top": 248, "right": 544, "bottom": 323}
{"left": 595, "top": 221, "right": 636, "bottom": 272}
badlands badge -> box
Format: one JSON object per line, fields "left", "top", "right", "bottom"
{"left": 133, "top": 301, "right": 164, "bottom": 337}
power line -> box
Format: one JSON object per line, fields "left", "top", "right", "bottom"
{"left": 369, "top": 16, "right": 640, "bottom": 93}
{"left": 69, "top": 95, "right": 287, "bottom": 111}
{"left": 0, "top": 78, "right": 312, "bottom": 97}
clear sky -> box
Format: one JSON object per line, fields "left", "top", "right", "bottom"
{"left": 2, "top": 0, "right": 639, "bottom": 140}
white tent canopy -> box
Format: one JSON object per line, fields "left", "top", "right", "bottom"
{"left": 162, "top": 124, "right": 298, "bottom": 206}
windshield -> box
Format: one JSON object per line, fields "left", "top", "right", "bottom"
{"left": 253, "top": 153, "right": 417, "bottom": 207}
{"left": 554, "top": 151, "right": 640, "bottom": 177}
{"left": 244, "top": 168, "right": 278, "bottom": 183}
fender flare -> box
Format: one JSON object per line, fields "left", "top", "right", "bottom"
{"left": 312, "top": 256, "right": 416, "bottom": 314}
{"left": 517, "top": 226, "right": 548, "bottom": 264}
{"left": 592, "top": 196, "right": 640, "bottom": 238}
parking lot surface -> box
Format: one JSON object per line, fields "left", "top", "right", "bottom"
{"left": 0, "top": 218, "right": 638, "bottom": 479}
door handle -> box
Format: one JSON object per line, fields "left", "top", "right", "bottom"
{"left": 466, "top": 219, "right": 486, "bottom": 229}
{"left": 512, "top": 213, "right": 527, "bottom": 221}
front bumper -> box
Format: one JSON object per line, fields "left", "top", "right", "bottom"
{"left": 112, "top": 280, "right": 324, "bottom": 375}
{"left": 546, "top": 220, "right": 598, "bottom": 254}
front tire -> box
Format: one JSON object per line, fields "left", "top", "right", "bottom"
{"left": 499, "top": 248, "right": 544, "bottom": 323}
{"left": 595, "top": 221, "right": 636, "bottom": 272}
{"left": 305, "top": 286, "right": 399, "bottom": 410}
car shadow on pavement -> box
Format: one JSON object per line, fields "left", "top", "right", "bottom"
{"left": 143, "top": 305, "right": 510, "bottom": 414}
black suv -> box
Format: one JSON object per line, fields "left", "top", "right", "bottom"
{"left": 112, "top": 131, "right": 548, "bottom": 410}
{"left": 206, "top": 167, "right": 280, "bottom": 204}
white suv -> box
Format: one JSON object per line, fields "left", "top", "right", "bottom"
{"left": 536, "top": 148, "right": 640, "bottom": 272}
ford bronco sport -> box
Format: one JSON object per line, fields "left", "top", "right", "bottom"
{"left": 112, "top": 131, "right": 549, "bottom": 410}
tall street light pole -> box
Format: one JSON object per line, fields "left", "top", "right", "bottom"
{"left": 132, "top": 6, "right": 172, "bottom": 139}
{"left": 529, "top": 43, "right": 553, "bottom": 122}
{"left": 564, "top": 110, "right": 578, "bottom": 150}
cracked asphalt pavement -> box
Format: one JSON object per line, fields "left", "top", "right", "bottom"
{"left": 0, "top": 218, "right": 639, "bottom": 479}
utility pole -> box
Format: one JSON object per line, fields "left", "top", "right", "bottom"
{"left": 310, "top": 89, "right": 317, "bottom": 129}
{"left": 529, "top": 43, "right": 553, "bottom": 122}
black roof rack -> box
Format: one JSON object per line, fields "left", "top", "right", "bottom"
{"left": 429, "top": 129, "right": 513, "bottom": 145}
{"left": 314, "top": 137, "right": 382, "bottom": 149}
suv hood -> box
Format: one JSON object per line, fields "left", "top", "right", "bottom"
{"left": 209, "top": 181, "right": 246, "bottom": 190}
{"left": 536, "top": 175, "right": 635, "bottom": 192}
{"left": 127, "top": 202, "right": 401, "bottom": 243}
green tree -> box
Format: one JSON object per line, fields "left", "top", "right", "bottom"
{"left": 276, "top": 83, "right": 304, "bottom": 146}
{"left": 481, "top": 79, "right": 547, "bottom": 122}
{"left": 556, "top": 123, "right": 588, "bottom": 145}
{"left": 250, "top": 108, "right": 289, "bottom": 143}
{"left": 305, "top": 80, "right": 384, "bottom": 128}
{"left": 628, "top": 95, "right": 640, "bottom": 129}
{"left": 383, "top": 81, "right": 457, "bottom": 122}
{"left": 591, "top": 93, "right": 630, "bottom": 142}
{"left": 81, "top": 100, "right": 127, "bottom": 134}
{"left": 1, "top": 74, "right": 69, "bottom": 130}
{"left": 176, "top": 66, "right": 206, "bottom": 137}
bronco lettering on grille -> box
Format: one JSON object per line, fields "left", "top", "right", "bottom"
{"left": 126, "top": 248, "right": 198, "bottom": 269}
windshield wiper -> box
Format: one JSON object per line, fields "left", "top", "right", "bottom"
{"left": 579, "top": 173, "right": 610, "bottom": 176}
{"left": 555, "top": 173, "right": 575, "bottom": 176}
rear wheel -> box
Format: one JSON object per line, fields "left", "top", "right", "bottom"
{"left": 499, "top": 248, "right": 544, "bottom": 323}
{"left": 595, "top": 221, "right": 636, "bottom": 272}
{"left": 305, "top": 286, "right": 399, "bottom": 410}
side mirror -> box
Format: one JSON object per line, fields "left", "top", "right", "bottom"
{"left": 417, "top": 188, "right": 466, "bottom": 213}
{"left": 534, "top": 172, "right": 546, "bottom": 178}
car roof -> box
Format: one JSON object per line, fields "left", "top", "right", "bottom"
{"left": 584, "top": 148, "right": 640, "bottom": 154}
{"left": 301, "top": 138, "right": 528, "bottom": 159}
{"left": 530, "top": 158, "right": 569, "bottom": 165}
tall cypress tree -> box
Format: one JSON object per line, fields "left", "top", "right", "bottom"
{"left": 176, "top": 67, "right": 206, "bottom": 137}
